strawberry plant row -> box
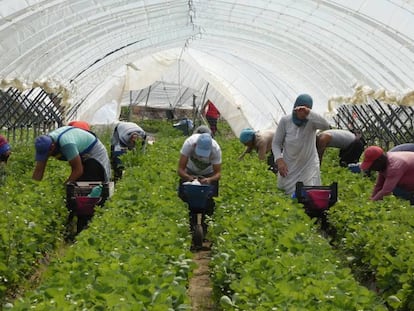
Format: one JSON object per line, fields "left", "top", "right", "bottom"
{"left": 4, "top": 120, "right": 413, "bottom": 310}
{"left": 322, "top": 156, "right": 414, "bottom": 310}
{"left": 10, "top": 125, "right": 195, "bottom": 309}
{"left": 208, "top": 139, "right": 386, "bottom": 310}
{"left": 0, "top": 141, "right": 70, "bottom": 306}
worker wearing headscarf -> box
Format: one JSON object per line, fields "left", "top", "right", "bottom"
{"left": 238, "top": 128, "right": 277, "bottom": 173}
{"left": 110, "top": 121, "right": 146, "bottom": 180}
{"left": 272, "top": 94, "right": 330, "bottom": 194}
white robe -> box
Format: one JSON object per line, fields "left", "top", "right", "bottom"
{"left": 272, "top": 111, "right": 330, "bottom": 194}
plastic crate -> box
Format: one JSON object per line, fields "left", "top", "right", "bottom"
{"left": 66, "top": 181, "right": 114, "bottom": 215}
{"left": 295, "top": 182, "right": 338, "bottom": 218}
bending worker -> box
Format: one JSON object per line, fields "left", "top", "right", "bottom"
{"left": 0, "top": 134, "right": 11, "bottom": 164}
{"left": 389, "top": 143, "right": 414, "bottom": 152}
{"left": 32, "top": 125, "right": 112, "bottom": 235}
{"left": 316, "top": 129, "right": 364, "bottom": 167}
{"left": 110, "top": 121, "right": 146, "bottom": 180}
{"left": 32, "top": 125, "right": 111, "bottom": 183}
{"left": 238, "top": 128, "right": 277, "bottom": 173}
{"left": 177, "top": 133, "right": 222, "bottom": 246}
{"left": 360, "top": 145, "right": 414, "bottom": 202}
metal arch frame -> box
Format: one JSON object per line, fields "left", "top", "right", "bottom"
{"left": 1, "top": 0, "right": 414, "bottom": 128}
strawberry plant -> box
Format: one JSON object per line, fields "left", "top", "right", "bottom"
{"left": 4, "top": 120, "right": 414, "bottom": 310}
{"left": 323, "top": 149, "right": 414, "bottom": 310}
{"left": 10, "top": 122, "right": 195, "bottom": 309}
{"left": 0, "top": 141, "right": 69, "bottom": 305}
{"left": 209, "top": 140, "right": 386, "bottom": 310}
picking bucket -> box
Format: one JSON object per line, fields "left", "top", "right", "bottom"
{"left": 75, "top": 197, "right": 101, "bottom": 216}
{"left": 306, "top": 190, "right": 331, "bottom": 210}
{"left": 183, "top": 184, "right": 212, "bottom": 211}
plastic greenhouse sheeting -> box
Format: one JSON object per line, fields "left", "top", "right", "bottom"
{"left": 1, "top": 0, "right": 414, "bottom": 136}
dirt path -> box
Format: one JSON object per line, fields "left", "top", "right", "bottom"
{"left": 188, "top": 241, "right": 217, "bottom": 310}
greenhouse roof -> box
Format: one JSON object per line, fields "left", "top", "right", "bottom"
{"left": 1, "top": 0, "right": 414, "bottom": 135}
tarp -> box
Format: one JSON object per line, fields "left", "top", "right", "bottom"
{"left": 1, "top": 1, "right": 414, "bottom": 136}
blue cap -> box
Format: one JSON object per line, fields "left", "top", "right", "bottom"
{"left": 0, "top": 143, "right": 10, "bottom": 155}
{"left": 239, "top": 128, "right": 255, "bottom": 143}
{"left": 195, "top": 133, "right": 212, "bottom": 157}
{"left": 35, "top": 135, "right": 53, "bottom": 161}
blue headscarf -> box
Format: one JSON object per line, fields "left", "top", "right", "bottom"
{"left": 292, "top": 94, "right": 313, "bottom": 127}
{"left": 239, "top": 128, "right": 255, "bottom": 143}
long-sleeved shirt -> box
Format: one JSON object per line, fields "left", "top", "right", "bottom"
{"left": 371, "top": 152, "right": 414, "bottom": 201}
{"left": 272, "top": 111, "right": 330, "bottom": 194}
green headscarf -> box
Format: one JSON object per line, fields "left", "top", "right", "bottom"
{"left": 292, "top": 94, "right": 313, "bottom": 127}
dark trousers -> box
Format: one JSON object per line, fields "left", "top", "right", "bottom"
{"left": 393, "top": 187, "right": 414, "bottom": 205}
{"left": 339, "top": 139, "right": 365, "bottom": 167}
{"left": 110, "top": 147, "right": 127, "bottom": 181}
{"left": 79, "top": 159, "right": 106, "bottom": 181}
{"left": 206, "top": 116, "right": 218, "bottom": 136}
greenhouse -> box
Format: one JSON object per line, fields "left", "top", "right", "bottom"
{"left": 1, "top": 1, "right": 414, "bottom": 310}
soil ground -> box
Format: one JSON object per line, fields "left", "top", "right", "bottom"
{"left": 188, "top": 241, "right": 218, "bottom": 311}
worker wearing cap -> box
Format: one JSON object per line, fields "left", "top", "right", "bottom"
{"left": 360, "top": 146, "right": 414, "bottom": 202}
{"left": 177, "top": 133, "right": 222, "bottom": 243}
{"left": 238, "top": 128, "right": 277, "bottom": 173}
{"left": 0, "top": 134, "right": 11, "bottom": 164}
{"left": 177, "top": 132, "right": 221, "bottom": 190}
{"left": 32, "top": 126, "right": 111, "bottom": 183}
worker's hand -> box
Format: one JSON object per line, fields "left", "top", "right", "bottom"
{"left": 293, "top": 105, "right": 310, "bottom": 112}
{"left": 276, "top": 158, "right": 288, "bottom": 177}
{"left": 199, "top": 177, "right": 210, "bottom": 184}
{"left": 293, "top": 106, "right": 310, "bottom": 119}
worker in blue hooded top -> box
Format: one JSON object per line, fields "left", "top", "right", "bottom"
{"left": 272, "top": 94, "right": 330, "bottom": 195}
{"left": 238, "top": 128, "right": 277, "bottom": 174}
